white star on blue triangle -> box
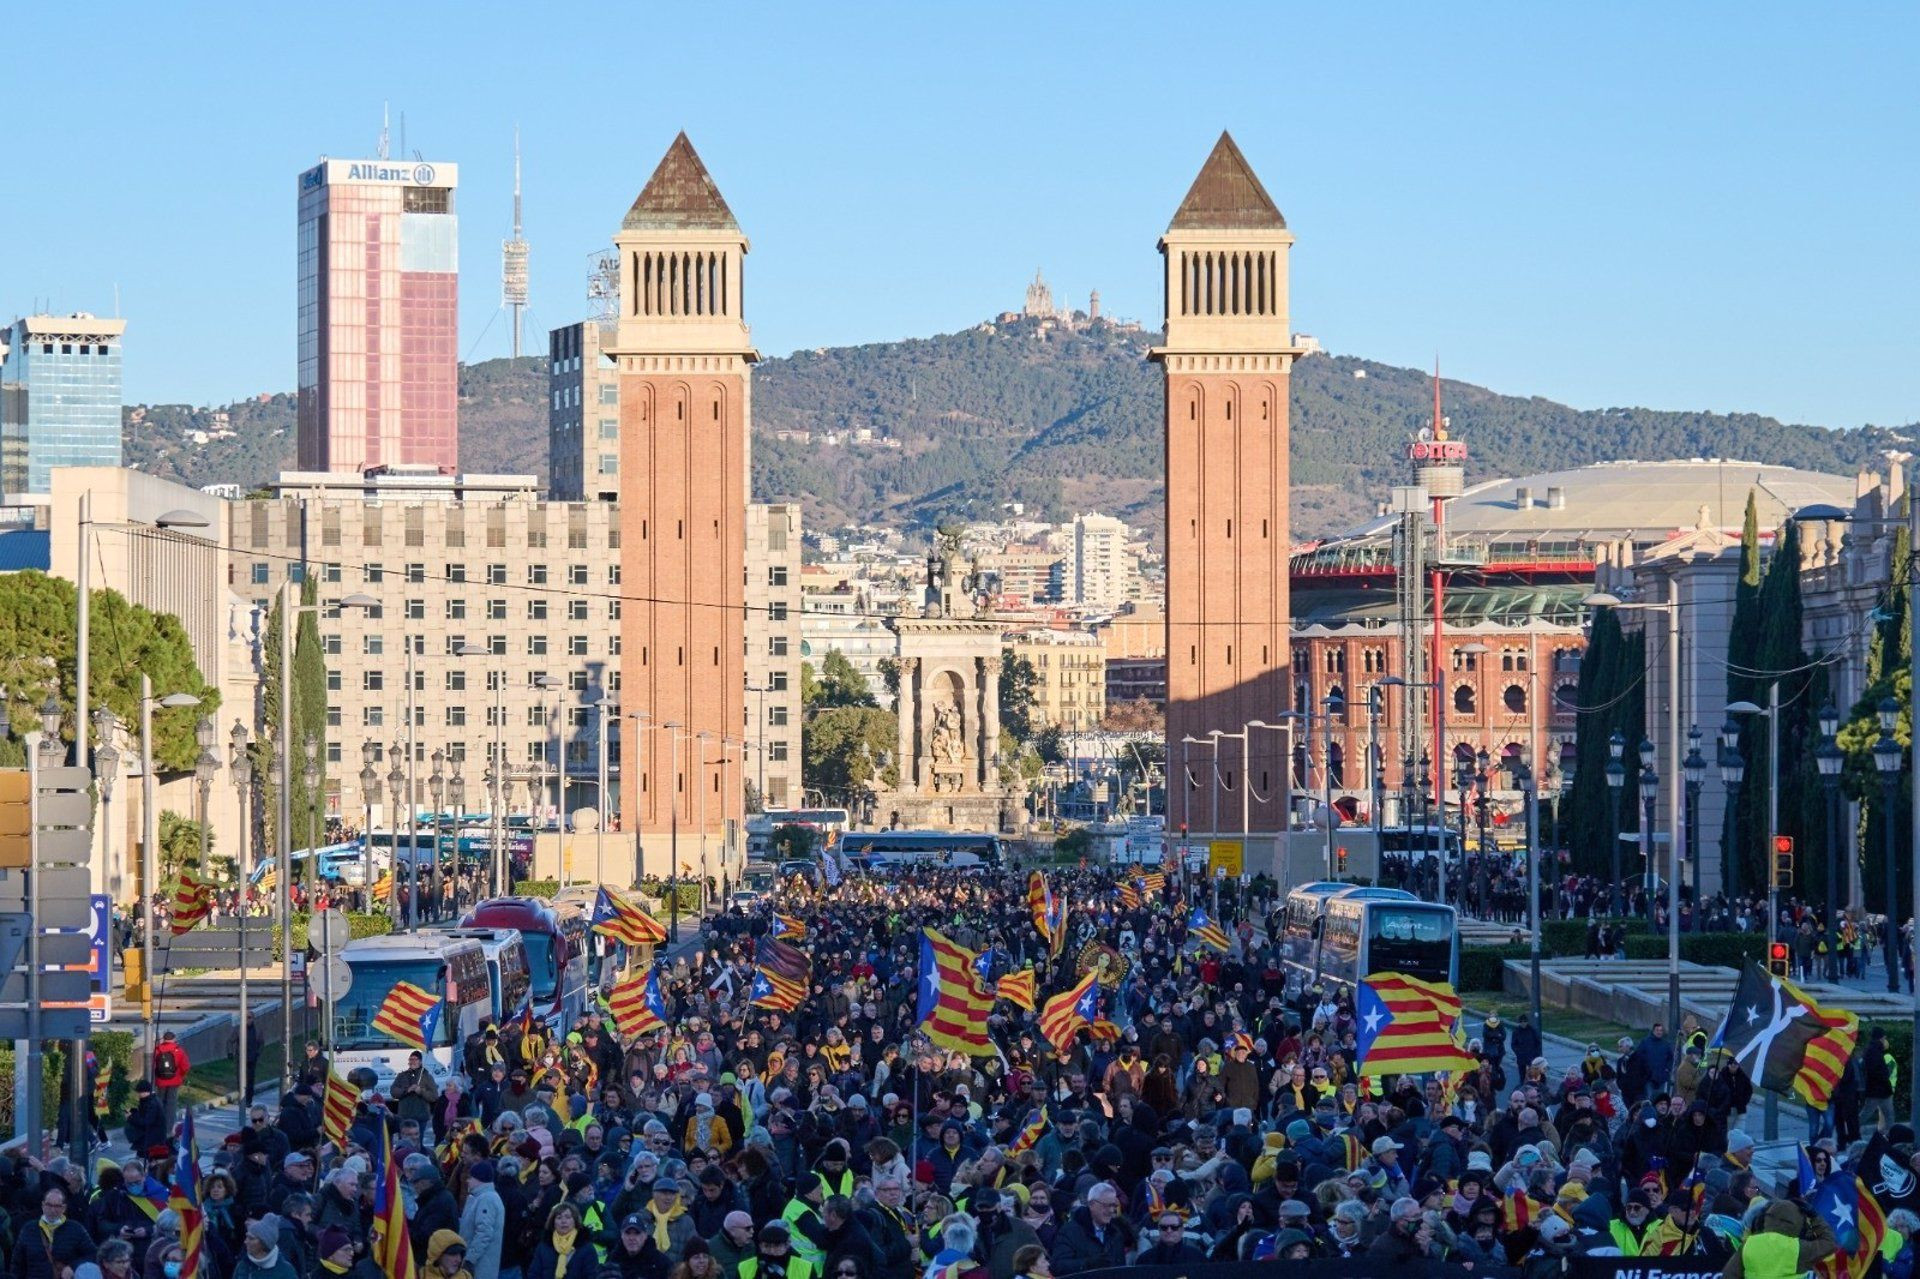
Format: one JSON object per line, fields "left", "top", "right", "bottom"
{"left": 750, "top": 972, "right": 774, "bottom": 1001}
{"left": 917, "top": 934, "right": 943, "bottom": 1024}
{"left": 1075, "top": 985, "right": 1099, "bottom": 1021}
{"left": 1354, "top": 981, "right": 1393, "bottom": 1062}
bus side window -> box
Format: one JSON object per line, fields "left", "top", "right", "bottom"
{"left": 1311, "top": 917, "right": 1324, "bottom": 941}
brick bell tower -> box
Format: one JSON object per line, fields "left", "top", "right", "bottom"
{"left": 1152, "top": 132, "right": 1301, "bottom": 845}
{"left": 611, "top": 133, "right": 756, "bottom": 882}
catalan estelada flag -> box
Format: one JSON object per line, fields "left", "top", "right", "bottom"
{"left": 1187, "top": 907, "right": 1233, "bottom": 953}
{"left": 609, "top": 968, "right": 669, "bottom": 1036}
{"left": 996, "top": 968, "right": 1037, "bottom": 1011}
{"left": 1504, "top": 1184, "right": 1535, "bottom": 1232}
{"left": 775, "top": 913, "right": 807, "bottom": 940}
{"left": 322, "top": 1068, "right": 357, "bottom": 1147}
{"left": 371, "top": 980, "right": 442, "bottom": 1053}
{"left": 750, "top": 966, "right": 807, "bottom": 1012}
{"left": 916, "top": 928, "right": 995, "bottom": 1055}
{"left": 592, "top": 886, "right": 668, "bottom": 946}
{"left": 167, "top": 1109, "right": 204, "bottom": 1279}
{"left": 1007, "top": 1107, "right": 1048, "bottom": 1156}
{"left": 1354, "top": 971, "right": 1475, "bottom": 1077}
{"left": 1804, "top": 1168, "right": 1886, "bottom": 1279}
{"left": 1781, "top": 974, "right": 1859, "bottom": 1111}
{"left": 1037, "top": 969, "right": 1101, "bottom": 1049}
{"left": 1337, "top": 1132, "right": 1365, "bottom": 1171}
{"left": 372, "top": 1116, "right": 417, "bottom": 1279}
{"left": 1028, "top": 872, "right": 1061, "bottom": 950}
{"left": 1139, "top": 871, "right": 1167, "bottom": 897}
{"left": 170, "top": 868, "right": 216, "bottom": 936}
{"left": 1116, "top": 881, "right": 1144, "bottom": 910}
{"left": 130, "top": 1174, "right": 169, "bottom": 1221}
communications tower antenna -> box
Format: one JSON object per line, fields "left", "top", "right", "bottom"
{"left": 379, "top": 103, "right": 390, "bottom": 160}
{"left": 586, "top": 246, "right": 620, "bottom": 326}
{"left": 501, "top": 128, "right": 531, "bottom": 358}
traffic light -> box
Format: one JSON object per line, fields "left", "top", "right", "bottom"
{"left": 1768, "top": 941, "right": 1791, "bottom": 978}
{"left": 1772, "top": 835, "right": 1794, "bottom": 888}
{"left": 0, "top": 771, "right": 27, "bottom": 869}
{"left": 1337, "top": 846, "right": 1349, "bottom": 873}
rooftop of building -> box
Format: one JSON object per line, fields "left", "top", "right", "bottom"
{"left": 623, "top": 132, "right": 739, "bottom": 233}
{"left": 7, "top": 313, "right": 127, "bottom": 338}
{"left": 1310, "top": 459, "right": 1857, "bottom": 554}
{"left": 1167, "top": 131, "right": 1286, "bottom": 233}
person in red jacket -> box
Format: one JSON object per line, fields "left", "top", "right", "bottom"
{"left": 152, "top": 1031, "right": 190, "bottom": 1131}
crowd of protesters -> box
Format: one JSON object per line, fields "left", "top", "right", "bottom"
{"left": 9, "top": 862, "right": 1920, "bottom": 1279}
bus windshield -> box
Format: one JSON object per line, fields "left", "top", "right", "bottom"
{"left": 1368, "top": 908, "right": 1453, "bottom": 981}
{"left": 333, "top": 960, "right": 449, "bottom": 1049}
{"left": 522, "top": 931, "right": 559, "bottom": 1001}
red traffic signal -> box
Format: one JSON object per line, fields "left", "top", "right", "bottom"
{"left": 1772, "top": 835, "right": 1794, "bottom": 888}
{"left": 1768, "top": 942, "right": 1791, "bottom": 977}
{"left": 1773, "top": 835, "right": 1794, "bottom": 855}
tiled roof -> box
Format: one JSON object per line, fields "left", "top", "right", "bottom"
{"left": 623, "top": 132, "right": 739, "bottom": 232}
{"left": 1168, "top": 131, "right": 1286, "bottom": 232}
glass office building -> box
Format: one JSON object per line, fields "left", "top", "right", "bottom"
{"left": 296, "top": 157, "right": 459, "bottom": 475}
{"left": 0, "top": 313, "right": 127, "bottom": 503}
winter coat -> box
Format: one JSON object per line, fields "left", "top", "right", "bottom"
{"left": 1049, "top": 1208, "right": 1135, "bottom": 1276}
{"left": 458, "top": 1182, "right": 507, "bottom": 1279}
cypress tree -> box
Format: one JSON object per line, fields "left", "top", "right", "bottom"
{"left": 1723, "top": 492, "right": 1767, "bottom": 901}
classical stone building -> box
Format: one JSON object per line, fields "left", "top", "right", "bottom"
{"left": 612, "top": 134, "right": 754, "bottom": 874}
{"left": 1153, "top": 133, "right": 1298, "bottom": 839}
{"left": 884, "top": 540, "right": 1011, "bottom": 831}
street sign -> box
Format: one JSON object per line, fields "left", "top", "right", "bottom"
{"left": 32, "top": 933, "right": 93, "bottom": 966}
{"left": 31, "top": 898, "right": 92, "bottom": 930}
{"left": 0, "top": 912, "right": 26, "bottom": 974}
{"left": 34, "top": 830, "right": 92, "bottom": 865}
{"left": 0, "top": 1007, "right": 88, "bottom": 1039}
{"left": 0, "top": 970, "right": 91, "bottom": 1004}
{"left": 35, "top": 793, "right": 92, "bottom": 831}
{"left": 87, "top": 896, "right": 110, "bottom": 997}
{"left": 1208, "top": 839, "right": 1245, "bottom": 877}
{"left": 314, "top": 909, "right": 351, "bottom": 952}
{"left": 313, "top": 958, "right": 353, "bottom": 1001}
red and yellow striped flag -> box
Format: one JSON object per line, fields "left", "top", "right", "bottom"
{"left": 1780, "top": 974, "right": 1859, "bottom": 1111}
{"left": 321, "top": 1068, "right": 357, "bottom": 1147}
{"left": 1355, "top": 971, "right": 1475, "bottom": 1077}
{"left": 1037, "top": 969, "right": 1100, "bottom": 1050}
{"left": 170, "top": 868, "right": 216, "bottom": 936}
{"left": 608, "top": 969, "right": 668, "bottom": 1037}
{"left": 775, "top": 914, "right": 807, "bottom": 940}
{"left": 1007, "top": 1107, "right": 1048, "bottom": 1156}
{"left": 996, "top": 968, "right": 1037, "bottom": 1011}
{"left": 916, "top": 928, "right": 995, "bottom": 1055}
{"left": 373, "top": 1119, "right": 417, "bottom": 1279}
{"left": 592, "top": 886, "right": 668, "bottom": 946}
{"left": 371, "top": 981, "right": 442, "bottom": 1053}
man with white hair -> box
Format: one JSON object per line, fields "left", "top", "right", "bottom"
{"left": 1049, "top": 1183, "right": 1134, "bottom": 1275}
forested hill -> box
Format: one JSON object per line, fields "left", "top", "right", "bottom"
{"left": 123, "top": 317, "right": 1906, "bottom": 540}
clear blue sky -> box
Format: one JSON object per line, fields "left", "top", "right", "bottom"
{"left": 8, "top": 3, "right": 1915, "bottom": 428}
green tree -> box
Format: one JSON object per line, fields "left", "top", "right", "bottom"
{"left": 254, "top": 577, "right": 329, "bottom": 867}
{"left": 158, "top": 810, "right": 213, "bottom": 892}
{"left": 1566, "top": 606, "right": 1646, "bottom": 880}
{"left": 771, "top": 823, "right": 819, "bottom": 859}
{"left": 801, "top": 652, "right": 877, "bottom": 713}
{"left": 1838, "top": 495, "right": 1912, "bottom": 923}
{"left": 0, "top": 571, "right": 216, "bottom": 769}
{"left": 801, "top": 705, "right": 898, "bottom": 798}
{"left": 1033, "top": 723, "right": 1067, "bottom": 766}
{"left": 998, "top": 650, "right": 1039, "bottom": 743}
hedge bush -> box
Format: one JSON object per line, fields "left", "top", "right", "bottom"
{"left": 275, "top": 910, "right": 393, "bottom": 959}
{"left": 1622, "top": 932, "right": 1768, "bottom": 969}
{"left": 511, "top": 879, "right": 560, "bottom": 899}
{"left": 1461, "top": 944, "right": 1532, "bottom": 992}
{"left": 1540, "top": 917, "right": 1648, "bottom": 956}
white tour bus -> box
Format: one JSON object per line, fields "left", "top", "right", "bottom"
{"left": 330, "top": 933, "right": 493, "bottom": 1087}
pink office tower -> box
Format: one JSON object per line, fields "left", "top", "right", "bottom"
{"left": 296, "top": 157, "right": 460, "bottom": 474}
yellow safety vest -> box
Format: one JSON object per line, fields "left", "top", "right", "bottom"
{"left": 740, "top": 1259, "right": 814, "bottom": 1279}
{"left": 1739, "top": 1232, "right": 1802, "bottom": 1279}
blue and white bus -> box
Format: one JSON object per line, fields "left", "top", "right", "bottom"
{"left": 1278, "top": 885, "right": 1457, "bottom": 998}
{"left": 837, "top": 829, "right": 1004, "bottom": 870}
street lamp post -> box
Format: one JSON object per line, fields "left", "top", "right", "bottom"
{"left": 1557, "top": 737, "right": 1577, "bottom": 919}
{"left": 1453, "top": 759, "right": 1472, "bottom": 911}
{"left": 1719, "top": 718, "right": 1745, "bottom": 908}
{"left": 227, "top": 722, "right": 251, "bottom": 1118}
{"left": 1683, "top": 732, "right": 1706, "bottom": 926}
{"left": 1875, "top": 703, "right": 1903, "bottom": 995}
{"left": 1637, "top": 736, "right": 1657, "bottom": 900}
{"left": 138, "top": 677, "right": 200, "bottom": 1077}
{"left": 447, "top": 759, "right": 466, "bottom": 912}
{"left": 664, "top": 722, "right": 685, "bottom": 941}
{"left": 1606, "top": 732, "right": 1627, "bottom": 917}
{"left": 359, "top": 742, "right": 378, "bottom": 904}
{"left": 1816, "top": 704, "right": 1845, "bottom": 980}
{"left": 387, "top": 756, "right": 408, "bottom": 930}
{"left": 428, "top": 752, "right": 446, "bottom": 919}
{"left": 594, "top": 696, "right": 615, "bottom": 885}
{"left": 1514, "top": 756, "right": 1541, "bottom": 1029}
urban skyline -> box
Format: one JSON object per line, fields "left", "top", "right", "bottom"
{"left": 4, "top": 4, "right": 1914, "bottom": 431}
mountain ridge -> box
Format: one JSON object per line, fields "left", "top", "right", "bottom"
{"left": 121, "top": 317, "right": 1910, "bottom": 541}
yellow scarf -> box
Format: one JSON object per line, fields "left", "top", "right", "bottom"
{"left": 551, "top": 1227, "right": 578, "bottom": 1279}
{"left": 321, "top": 1262, "right": 351, "bottom": 1276}
{"left": 652, "top": 1198, "right": 684, "bottom": 1252}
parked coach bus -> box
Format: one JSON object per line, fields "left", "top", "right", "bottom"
{"left": 460, "top": 896, "right": 590, "bottom": 1030}
{"left": 331, "top": 933, "right": 491, "bottom": 1086}
{"left": 1278, "top": 884, "right": 1458, "bottom": 999}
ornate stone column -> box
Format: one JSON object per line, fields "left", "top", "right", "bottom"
{"left": 980, "top": 655, "right": 1002, "bottom": 791}
{"left": 896, "top": 657, "right": 919, "bottom": 793}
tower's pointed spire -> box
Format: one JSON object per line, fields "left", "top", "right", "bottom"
{"left": 624, "top": 132, "right": 740, "bottom": 232}
{"left": 1167, "top": 131, "right": 1285, "bottom": 232}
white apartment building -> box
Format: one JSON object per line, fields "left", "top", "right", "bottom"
{"left": 1070, "top": 511, "right": 1133, "bottom": 609}
{"left": 227, "top": 475, "right": 624, "bottom": 823}
{"left": 745, "top": 503, "right": 803, "bottom": 809}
